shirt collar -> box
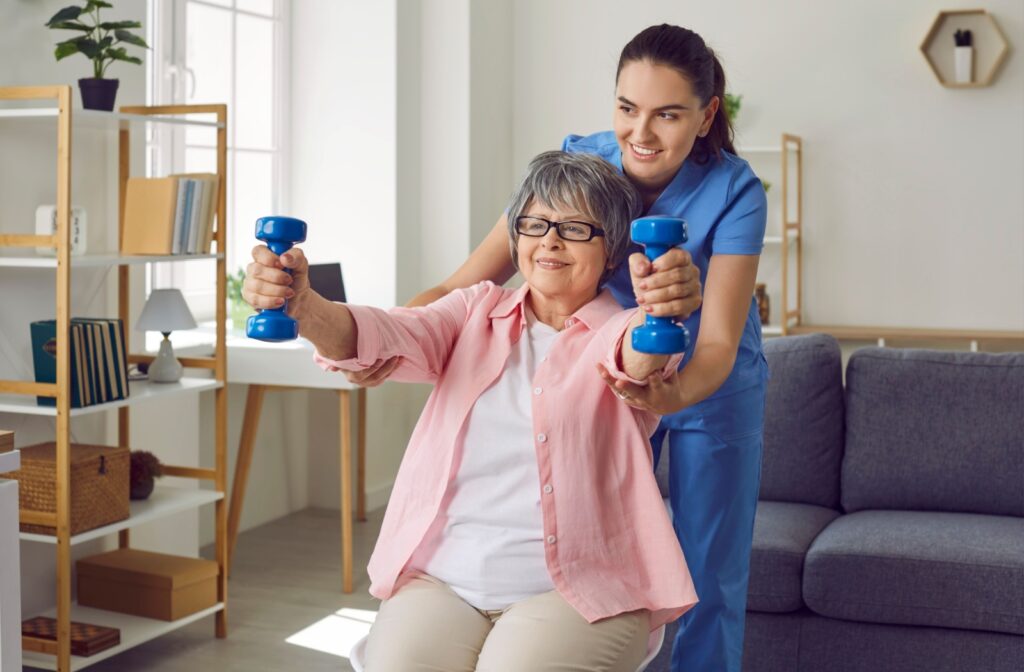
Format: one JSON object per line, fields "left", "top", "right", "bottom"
{"left": 488, "top": 282, "right": 624, "bottom": 331}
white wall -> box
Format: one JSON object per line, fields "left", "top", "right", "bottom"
{"left": 511, "top": 0, "right": 1024, "bottom": 331}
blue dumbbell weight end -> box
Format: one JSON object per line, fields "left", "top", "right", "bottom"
{"left": 246, "top": 216, "right": 308, "bottom": 342}
{"left": 630, "top": 216, "right": 691, "bottom": 354}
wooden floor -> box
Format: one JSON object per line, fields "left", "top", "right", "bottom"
{"left": 75, "top": 507, "right": 386, "bottom": 672}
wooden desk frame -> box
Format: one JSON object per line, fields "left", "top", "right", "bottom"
{"left": 226, "top": 385, "right": 367, "bottom": 592}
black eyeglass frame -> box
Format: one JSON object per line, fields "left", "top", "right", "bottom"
{"left": 514, "top": 215, "right": 606, "bottom": 242}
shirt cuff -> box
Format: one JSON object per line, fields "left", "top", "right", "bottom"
{"left": 603, "top": 312, "right": 684, "bottom": 385}
{"left": 311, "top": 304, "right": 384, "bottom": 372}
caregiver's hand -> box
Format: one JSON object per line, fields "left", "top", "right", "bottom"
{"left": 343, "top": 356, "right": 401, "bottom": 387}
{"left": 630, "top": 247, "right": 701, "bottom": 319}
{"left": 596, "top": 362, "right": 686, "bottom": 416}
{"left": 242, "top": 244, "right": 312, "bottom": 319}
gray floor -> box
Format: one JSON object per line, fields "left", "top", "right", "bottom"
{"left": 64, "top": 507, "right": 386, "bottom": 672}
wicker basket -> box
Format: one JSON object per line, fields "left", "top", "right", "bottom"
{"left": 6, "top": 442, "right": 129, "bottom": 535}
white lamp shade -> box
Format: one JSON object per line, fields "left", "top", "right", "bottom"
{"left": 136, "top": 289, "right": 197, "bottom": 332}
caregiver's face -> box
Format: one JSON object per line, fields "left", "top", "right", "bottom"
{"left": 614, "top": 60, "right": 710, "bottom": 191}
{"left": 517, "top": 200, "right": 608, "bottom": 305}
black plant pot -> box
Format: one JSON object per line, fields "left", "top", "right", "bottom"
{"left": 78, "top": 78, "right": 119, "bottom": 111}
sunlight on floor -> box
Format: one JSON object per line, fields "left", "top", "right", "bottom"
{"left": 285, "top": 607, "right": 378, "bottom": 658}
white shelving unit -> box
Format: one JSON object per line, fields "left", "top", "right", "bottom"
{"left": 0, "top": 86, "right": 229, "bottom": 672}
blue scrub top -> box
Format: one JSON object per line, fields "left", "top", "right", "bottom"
{"left": 563, "top": 131, "right": 769, "bottom": 426}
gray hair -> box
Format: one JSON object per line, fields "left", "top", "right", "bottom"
{"left": 506, "top": 151, "right": 641, "bottom": 285}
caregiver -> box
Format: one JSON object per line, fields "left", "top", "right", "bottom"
{"left": 355, "top": 23, "right": 768, "bottom": 672}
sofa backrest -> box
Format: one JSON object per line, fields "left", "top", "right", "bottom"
{"left": 760, "top": 333, "right": 845, "bottom": 509}
{"left": 842, "top": 348, "right": 1024, "bottom": 517}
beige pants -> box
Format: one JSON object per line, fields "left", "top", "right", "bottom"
{"left": 364, "top": 574, "right": 650, "bottom": 672}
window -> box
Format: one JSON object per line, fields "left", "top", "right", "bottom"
{"left": 147, "top": 0, "right": 289, "bottom": 320}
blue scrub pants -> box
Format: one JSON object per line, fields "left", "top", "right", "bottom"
{"left": 651, "top": 381, "right": 765, "bottom": 672}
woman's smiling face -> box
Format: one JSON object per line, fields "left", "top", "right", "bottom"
{"left": 613, "top": 60, "right": 715, "bottom": 194}
{"left": 516, "top": 200, "right": 609, "bottom": 307}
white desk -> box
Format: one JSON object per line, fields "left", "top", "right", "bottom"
{"left": 172, "top": 327, "right": 366, "bottom": 593}
{"left": 225, "top": 332, "right": 366, "bottom": 593}
{"left": 0, "top": 450, "right": 22, "bottom": 671}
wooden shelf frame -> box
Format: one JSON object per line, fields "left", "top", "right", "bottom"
{"left": 0, "top": 86, "right": 230, "bottom": 671}
{"left": 779, "top": 134, "right": 803, "bottom": 335}
{"left": 920, "top": 9, "right": 1011, "bottom": 88}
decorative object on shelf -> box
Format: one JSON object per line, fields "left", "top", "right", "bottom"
{"left": 3, "top": 442, "right": 129, "bottom": 535}
{"left": 136, "top": 289, "right": 197, "bottom": 383}
{"left": 21, "top": 616, "right": 120, "bottom": 657}
{"left": 77, "top": 548, "right": 219, "bottom": 621}
{"left": 954, "top": 29, "right": 974, "bottom": 83}
{"left": 34, "top": 205, "right": 87, "bottom": 256}
{"left": 129, "top": 450, "right": 162, "bottom": 500}
{"left": 0, "top": 430, "right": 12, "bottom": 454}
{"left": 920, "top": 10, "right": 1010, "bottom": 88}
{"left": 227, "top": 267, "right": 250, "bottom": 330}
{"left": 45, "top": 0, "right": 150, "bottom": 111}
{"left": 755, "top": 283, "right": 770, "bottom": 326}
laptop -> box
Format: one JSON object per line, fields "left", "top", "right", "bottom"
{"left": 307, "top": 262, "right": 346, "bottom": 303}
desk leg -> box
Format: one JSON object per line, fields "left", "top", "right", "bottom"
{"left": 227, "top": 384, "right": 266, "bottom": 577}
{"left": 357, "top": 388, "right": 366, "bottom": 522}
{"left": 340, "top": 389, "right": 354, "bottom": 593}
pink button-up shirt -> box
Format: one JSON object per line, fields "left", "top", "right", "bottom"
{"left": 315, "top": 281, "right": 698, "bottom": 629}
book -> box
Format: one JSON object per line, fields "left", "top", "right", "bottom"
{"left": 75, "top": 318, "right": 129, "bottom": 401}
{"left": 171, "top": 178, "right": 190, "bottom": 255}
{"left": 174, "top": 173, "right": 218, "bottom": 254}
{"left": 30, "top": 321, "right": 85, "bottom": 408}
{"left": 186, "top": 179, "right": 204, "bottom": 254}
{"left": 120, "top": 177, "right": 179, "bottom": 255}
{"left": 200, "top": 176, "right": 220, "bottom": 253}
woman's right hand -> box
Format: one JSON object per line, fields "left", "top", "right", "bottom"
{"left": 242, "top": 244, "right": 310, "bottom": 318}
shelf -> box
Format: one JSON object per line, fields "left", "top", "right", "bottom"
{"left": 761, "top": 326, "right": 784, "bottom": 336}
{"left": 0, "top": 378, "right": 221, "bottom": 418}
{"left": 19, "top": 487, "right": 224, "bottom": 545}
{"left": 920, "top": 10, "right": 1010, "bottom": 88}
{"left": 0, "top": 252, "right": 223, "bottom": 268}
{"left": 0, "top": 449, "right": 19, "bottom": 473}
{"left": 21, "top": 602, "right": 225, "bottom": 671}
{"left": 0, "top": 107, "right": 224, "bottom": 129}
{"left": 738, "top": 146, "right": 782, "bottom": 154}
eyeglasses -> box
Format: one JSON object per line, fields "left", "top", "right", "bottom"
{"left": 515, "top": 216, "right": 606, "bottom": 242}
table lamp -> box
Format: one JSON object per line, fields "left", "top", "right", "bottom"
{"left": 135, "top": 289, "right": 197, "bottom": 383}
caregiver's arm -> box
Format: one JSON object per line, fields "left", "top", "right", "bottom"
{"left": 599, "top": 254, "right": 759, "bottom": 414}
{"left": 407, "top": 213, "right": 517, "bottom": 307}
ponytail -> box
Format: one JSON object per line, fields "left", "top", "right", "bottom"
{"left": 617, "top": 24, "right": 736, "bottom": 164}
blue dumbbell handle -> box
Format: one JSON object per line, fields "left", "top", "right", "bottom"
{"left": 262, "top": 240, "right": 295, "bottom": 317}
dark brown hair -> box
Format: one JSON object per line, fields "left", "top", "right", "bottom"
{"left": 616, "top": 24, "right": 735, "bottom": 164}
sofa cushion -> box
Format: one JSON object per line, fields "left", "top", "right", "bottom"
{"left": 761, "top": 334, "right": 845, "bottom": 509}
{"left": 842, "top": 348, "right": 1024, "bottom": 516}
{"left": 747, "top": 501, "right": 840, "bottom": 613}
{"left": 804, "top": 510, "right": 1024, "bottom": 635}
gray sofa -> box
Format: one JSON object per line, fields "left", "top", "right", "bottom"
{"left": 648, "top": 333, "right": 1023, "bottom": 672}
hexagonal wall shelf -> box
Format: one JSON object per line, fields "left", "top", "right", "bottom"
{"left": 920, "top": 9, "right": 1010, "bottom": 88}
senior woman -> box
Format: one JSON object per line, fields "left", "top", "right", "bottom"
{"left": 243, "top": 151, "right": 697, "bottom": 671}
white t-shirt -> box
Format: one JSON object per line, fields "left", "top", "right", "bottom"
{"left": 407, "top": 306, "right": 559, "bottom": 610}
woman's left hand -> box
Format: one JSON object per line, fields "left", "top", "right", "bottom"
{"left": 596, "top": 362, "right": 686, "bottom": 415}
{"left": 629, "top": 247, "right": 701, "bottom": 319}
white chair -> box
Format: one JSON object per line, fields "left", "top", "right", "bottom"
{"left": 349, "top": 623, "right": 665, "bottom": 672}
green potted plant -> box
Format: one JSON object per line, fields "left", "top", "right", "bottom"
{"left": 129, "top": 450, "right": 163, "bottom": 500}
{"left": 227, "top": 267, "right": 252, "bottom": 331}
{"left": 45, "top": 0, "right": 149, "bottom": 111}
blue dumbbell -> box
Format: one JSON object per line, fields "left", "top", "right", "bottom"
{"left": 246, "top": 216, "right": 308, "bottom": 342}
{"left": 631, "top": 216, "right": 691, "bottom": 354}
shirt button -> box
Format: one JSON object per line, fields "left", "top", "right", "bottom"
{"left": 533, "top": 387, "right": 543, "bottom": 395}
{"left": 547, "top": 535, "right": 557, "bottom": 544}
{"left": 540, "top": 356, "right": 547, "bottom": 362}
{"left": 543, "top": 484, "right": 553, "bottom": 494}
{"left": 537, "top": 433, "right": 547, "bottom": 443}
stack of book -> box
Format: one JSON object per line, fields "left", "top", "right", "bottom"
{"left": 30, "top": 318, "right": 129, "bottom": 409}
{"left": 120, "top": 174, "right": 219, "bottom": 255}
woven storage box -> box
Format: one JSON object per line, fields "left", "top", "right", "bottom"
{"left": 3, "top": 442, "right": 129, "bottom": 535}
{"left": 0, "top": 430, "right": 12, "bottom": 453}
{"left": 77, "top": 549, "right": 219, "bottom": 621}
